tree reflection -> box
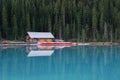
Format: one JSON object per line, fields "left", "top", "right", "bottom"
{"left": 0, "top": 45, "right": 120, "bottom": 80}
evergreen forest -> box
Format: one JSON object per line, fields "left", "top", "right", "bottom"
{"left": 0, "top": 0, "right": 120, "bottom": 42}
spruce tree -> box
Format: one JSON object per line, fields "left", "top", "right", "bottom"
{"left": 2, "top": 6, "right": 8, "bottom": 39}
{"left": 32, "top": 17, "right": 35, "bottom": 31}
{"left": 92, "top": 3, "right": 98, "bottom": 41}
{"left": 26, "top": 13, "right": 31, "bottom": 32}
{"left": 12, "top": 15, "right": 18, "bottom": 40}
{"left": 48, "top": 15, "right": 52, "bottom": 32}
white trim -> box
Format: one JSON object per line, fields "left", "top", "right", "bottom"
{"left": 27, "top": 32, "right": 54, "bottom": 38}
{"left": 27, "top": 50, "right": 54, "bottom": 57}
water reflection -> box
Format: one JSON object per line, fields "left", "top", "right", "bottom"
{"left": 26, "top": 45, "right": 70, "bottom": 57}
{"left": 0, "top": 45, "right": 120, "bottom": 80}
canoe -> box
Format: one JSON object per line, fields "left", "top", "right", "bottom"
{"left": 37, "top": 42, "right": 74, "bottom": 45}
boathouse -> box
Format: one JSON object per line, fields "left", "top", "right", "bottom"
{"left": 26, "top": 32, "right": 54, "bottom": 42}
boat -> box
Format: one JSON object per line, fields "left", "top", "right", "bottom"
{"left": 37, "top": 42, "right": 75, "bottom": 46}
{"left": 78, "top": 43, "right": 90, "bottom": 45}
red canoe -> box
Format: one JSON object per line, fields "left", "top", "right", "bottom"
{"left": 37, "top": 42, "right": 75, "bottom": 45}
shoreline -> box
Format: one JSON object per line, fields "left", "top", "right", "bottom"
{"left": 0, "top": 41, "right": 120, "bottom": 46}
{"left": 82, "top": 42, "right": 119, "bottom": 46}
{"left": 0, "top": 41, "right": 37, "bottom": 46}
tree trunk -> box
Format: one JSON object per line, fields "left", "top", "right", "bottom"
{"left": 104, "top": 22, "right": 108, "bottom": 41}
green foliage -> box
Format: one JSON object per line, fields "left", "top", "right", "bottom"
{"left": 12, "top": 15, "right": 18, "bottom": 40}
{"left": 0, "top": 0, "right": 120, "bottom": 42}
{"left": 2, "top": 6, "right": 8, "bottom": 39}
{"left": 26, "top": 13, "right": 31, "bottom": 31}
{"left": 92, "top": 3, "right": 98, "bottom": 41}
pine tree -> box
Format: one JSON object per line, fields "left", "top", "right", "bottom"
{"left": 59, "top": 16, "right": 62, "bottom": 39}
{"left": 116, "top": 12, "right": 120, "bottom": 40}
{"left": 77, "top": 2, "right": 82, "bottom": 42}
{"left": 48, "top": 15, "right": 52, "bottom": 32}
{"left": 61, "top": 3, "right": 65, "bottom": 40}
{"left": 32, "top": 17, "right": 35, "bottom": 31}
{"left": 99, "top": 0, "right": 104, "bottom": 40}
{"left": 12, "top": 15, "right": 18, "bottom": 40}
{"left": 92, "top": 3, "right": 98, "bottom": 41}
{"left": 103, "top": 22, "right": 108, "bottom": 41}
{"left": 26, "top": 13, "right": 31, "bottom": 32}
{"left": 2, "top": 6, "right": 8, "bottom": 39}
{"left": 65, "top": 24, "right": 69, "bottom": 41}
{"left": 82, "top": 28, "right": 85, "bottom": 42}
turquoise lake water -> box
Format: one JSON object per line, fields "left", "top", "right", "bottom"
{"left": 0, "top": 45, "right": 120, "bottom": 80}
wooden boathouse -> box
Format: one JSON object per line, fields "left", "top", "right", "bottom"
{"left": 26, "top": 32, "right": 54, "bottom": 42}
